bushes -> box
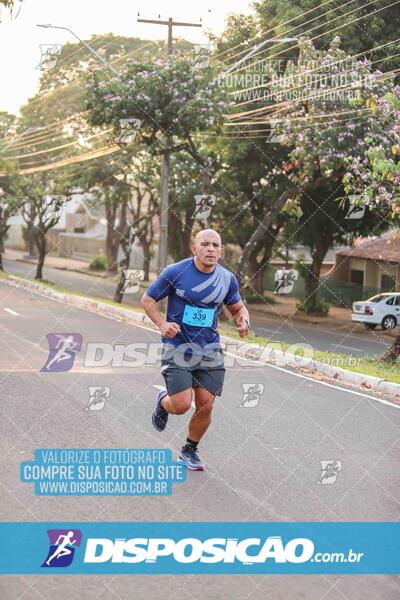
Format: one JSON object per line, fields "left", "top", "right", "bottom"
{"left": 296, "top": 298, "right": 330, "bottom": 316}
{"left": 243, "top": 291, "right": 277, "bottom": 305}
{"left": 89, "top": 253, "right": 107, "bottom": 270}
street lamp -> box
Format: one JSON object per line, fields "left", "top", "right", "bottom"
{"left": 36, "top": 24, "right": 119, "bottom": 75}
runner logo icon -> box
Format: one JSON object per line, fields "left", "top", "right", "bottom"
{"left": 41, "top": 529, "right": 82, "bottom": 567}
{"left": 41, "top": 333, "right": 82, "bottom": 372}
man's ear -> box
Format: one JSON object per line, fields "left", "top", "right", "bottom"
{"left": 191, "top": 244, "right": 196, "bottom": 256}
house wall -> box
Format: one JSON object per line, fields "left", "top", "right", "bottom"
{"left": 5, "top": 224, "right": 25, "bottom": 250}
{"left": 58, "top": 234, "right": 106, "bottom": 259}
{"left": 360, "top": 259, "right": 380, "bottom": 288}
{"left": 377, "top": 262, "right": 398, "bottom": 289}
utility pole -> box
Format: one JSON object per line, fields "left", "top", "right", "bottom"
{"left": 137, "top": 16, "right": 201, "bottom": 273}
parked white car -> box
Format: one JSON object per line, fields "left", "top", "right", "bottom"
{"left": 352, "top": 293, "right": 400, "bottom": 330}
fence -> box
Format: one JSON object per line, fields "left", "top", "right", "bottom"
{"left": 261, "top": 266, "right": 383, "bottom": 309}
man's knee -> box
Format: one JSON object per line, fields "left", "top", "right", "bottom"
{"left": 169, "top": 389, "right": 192, "bottom": 415}
{"left": 197, "top": 401, "right": 214, "bottom": 419}
{"left": 194, "top": 390, "right": 215, "bottom": 418}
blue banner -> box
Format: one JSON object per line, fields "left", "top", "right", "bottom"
{"left": 0, "top": 522, "right": 398, "bottom": 574}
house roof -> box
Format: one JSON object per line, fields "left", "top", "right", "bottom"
{"left": 337, "top": 233, "right": 400, "bottom": 264}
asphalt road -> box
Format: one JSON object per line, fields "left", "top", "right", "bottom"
{"left": 1, "top": 279, "right": 400, "bottom": 598}
{"left": 3, "top": 256, "right": 393, "bottom": 358}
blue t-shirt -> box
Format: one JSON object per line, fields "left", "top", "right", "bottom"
{"left": 146, "top": 258, "right": 241, "bottom": 355}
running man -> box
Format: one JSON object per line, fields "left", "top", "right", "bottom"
{"left": 45, "top": 335, "right": 78, "bottom": 371}
{"left": 141, "top": 229, "right": 250, "bottom": 470}
{"left": 45, "top": 531, "right": 77, "bottom": 566}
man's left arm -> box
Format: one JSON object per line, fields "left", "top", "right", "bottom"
{"left": 226, "top": 300, "right": 250, "bottom": 338}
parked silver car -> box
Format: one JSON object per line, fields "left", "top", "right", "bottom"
{"left": 352, "top": 293, "right": 400, "bottom": 330}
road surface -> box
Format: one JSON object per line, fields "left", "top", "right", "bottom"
{"left": 3, "top": 256, "right": 393, "bottom": 359}
{"left": 1, "top": 279, "right": 399, "bottom": 598}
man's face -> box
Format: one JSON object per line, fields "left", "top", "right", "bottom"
{"left": 192, "top": 234, "right": 222, "bottom": 267}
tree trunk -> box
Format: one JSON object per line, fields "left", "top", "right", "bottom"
{"left": 106, "top": 223, "right": 119, "bottom": 273}
{"left": 248, "top": 254, "right": 264, "bottom": 295}
{"left": 303, "top": 240, "right": 330, "bottom": 312}
{"left": 114, "top": 271, "right": 126, "bottom": 304}
{"left": 0, "top": 233, "right": 4, "bottom": 270}
{"left": 27, "top": 222, "right": 37, "bottom": 257}
{"left": 381, "top": 335, "right": 400, "bottom": 363}
{"left": 237, "top": 188, "right": 299, "bottom": 288}
{"left": 35, "top": 232, "right": 47, "bottom": 280}
{"left": 141, "top": 239, "right": 151, "bottom": 281}
{"left": 113, "top": 199, "right": 130, "bottom": 303}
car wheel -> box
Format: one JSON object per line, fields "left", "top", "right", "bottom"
{"left": 364, "top": 323, "right": 377, "bottom": 330}
{"left": 381, "top": 315, "right": 397, "bottom": 330}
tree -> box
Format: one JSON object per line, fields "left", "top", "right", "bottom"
{"left": 86, "top": 54, "right": 229, "bottom": 261}
{"left": 0, "top": 161, "right": 24, "bottom": 270}
{"left": 253, "top": 0, "right": 400, "bottom": 70}
{"left": 7, "top": 171, "right": 74, "bottom": 279}
{"left": 343, "top": 86, "right": 400, "bottom": 360}
{"left": 112, "top": 151, "right": 160, "bottom": 302}
{"left": 260, "top": 37, "right": 395, "bottom": 311}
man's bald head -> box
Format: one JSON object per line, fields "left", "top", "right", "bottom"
{"left": 191, "top": 229, "right": 222, "bottom": 271}
{"left": 194, "top": 229, "right": 221, "bottom": 246}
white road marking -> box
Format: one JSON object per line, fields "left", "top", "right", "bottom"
{"left": 4, "top": 281, "right": 399, "bottom": 410}
{"left": 225, "top": 352, "right": 400, "bottom": 410}
{"left": 330, "top": 343, "right": 362, "bottom": 352}
{"left": 3, "top": 307, "right": 19, "bottom": 316}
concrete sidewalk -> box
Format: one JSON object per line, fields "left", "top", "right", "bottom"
{"left": 4, "top": 248, "right": 111, "bottom": 279}
{"left": 249, "top": 294, "right": 356, "bottom": 331}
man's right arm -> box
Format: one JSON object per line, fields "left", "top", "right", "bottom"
{"left": 141, "top": 293, "right": 181, "bottom": 339}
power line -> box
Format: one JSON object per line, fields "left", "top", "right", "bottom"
{"left": 214, "top": 0, "right": 339, "bottom": 62}
{"left": 229, "top": 45, "right": 400, "bottom": 112}
{"left": 225, "top": 0, "right": 394, "bottom": 79}
{"left": 228, "top": 38, "right": 400, "bottom": 100}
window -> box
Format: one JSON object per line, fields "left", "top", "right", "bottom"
{"left": 350, "top": 269, "right": 364, "bottom": 285}
{"left": 386, "top": 297, "right": 394, "bottom": 305}
{"left": 395, "top": 296, "right": 400, "bottom": 306}
{"left": 381, "top": 273, "right": 396, "bottom": 292}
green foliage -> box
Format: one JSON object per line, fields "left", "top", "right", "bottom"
{"left": 89, "top": 253, "right": 107, "bottom": 270}
{"left": 297, "top": 297, "right": 330, "bottom": 315}
{"left": 86, "top": 54, "right": 229, "bottom": 158}
{"left": 243, "top": 291, "right": 277, "bottom": 304}
{"left": 253, "top": 0, "right": 400, "bottom": 67}
{"left": 343, "top": 87, "right": 400, "bottom": 210}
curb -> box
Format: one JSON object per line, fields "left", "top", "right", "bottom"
{"left": 14, "top": 257, "right": 110, "bottom": 279}
{"left": 4, "top": 275, "right": 400, "bottom": 401}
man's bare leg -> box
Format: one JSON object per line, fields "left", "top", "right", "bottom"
{"left": 187, "top": 386, "right": 215, "bottom": 443}
{"left": 162, "top": 389, "right": 192, "bottom": 415}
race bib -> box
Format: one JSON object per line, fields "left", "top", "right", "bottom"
{"left": 182, "top": 305, "right": 215, "bottom": 327}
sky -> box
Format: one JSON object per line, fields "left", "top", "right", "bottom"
{"left": 0, "top": 0, "right": 253, "bottom": 115}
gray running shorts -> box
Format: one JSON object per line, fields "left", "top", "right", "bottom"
{"left": 160, "top": 344, "right": 226, "bottom": 397}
